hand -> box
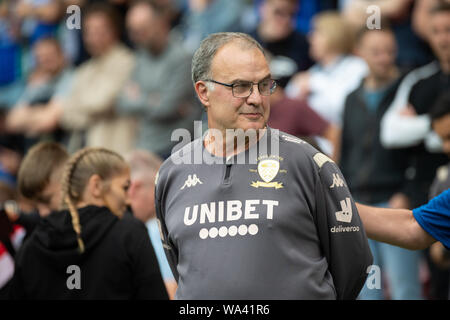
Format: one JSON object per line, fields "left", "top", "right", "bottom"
{"left": 5, "top": 106, "right": 33, "bottom": 133}
{"left": 388, "top": 193, "right": 410, "bottom": 209}
{"left": 26, "top": 103, "right": 62, "bottom": 135}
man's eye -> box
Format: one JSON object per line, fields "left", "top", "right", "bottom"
{"left": 233, "top": 83, "right": 251, "bottom": 92}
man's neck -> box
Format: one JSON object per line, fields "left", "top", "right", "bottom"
{"left": 148, "top": 34, "right": 169, "bottom": 56}
{"left": 364, "top": 67, "right": 399, "bottom": 90}
{"left": 204, "top": 127, "right": 267, "bottom": 158}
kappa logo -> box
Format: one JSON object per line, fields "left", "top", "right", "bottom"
{"left": 330, "top": 173, "right": 345, "bottom": 188}
{"left": 335, "top": 197, "right": 352, "bottom": 223}
{"left": 181, "top": 174, "right": 203, "bottom": 190}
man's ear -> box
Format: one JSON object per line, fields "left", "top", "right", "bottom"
{"left": 86, "top": 174, "right": 104, "bottom": 199}
{"left": 194, "top": 81, "right": 211, "bottom": 109}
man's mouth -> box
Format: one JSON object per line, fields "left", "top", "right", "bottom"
{"left": 240, "top": 112, "right": 262, "bottom": 119}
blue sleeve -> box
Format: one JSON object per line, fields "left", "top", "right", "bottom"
{"left": 147, "top": 220, "right": 175, "bottom": 281}
{"left": 413, "top": 189, "right": 450, "bottom": 249}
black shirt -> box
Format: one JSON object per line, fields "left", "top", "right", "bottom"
{"left": 9, "top": 206, "right": 168, "bottom": 299}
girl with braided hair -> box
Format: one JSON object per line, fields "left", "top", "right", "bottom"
{"left": 9, "top": 147, "right": 168, "bottom": 300}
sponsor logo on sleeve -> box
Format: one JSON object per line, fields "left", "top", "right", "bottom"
{"left": 331, "top": 197, "right": 360, "bottom": 233}
{"left": 330, "top": 173, "right": 346, "bottom": 188}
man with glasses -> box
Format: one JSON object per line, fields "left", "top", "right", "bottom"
{"left": 155, "top": 32, "right": 372, "bottom": 299}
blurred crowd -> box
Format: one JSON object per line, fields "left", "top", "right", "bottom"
{"left": 0, "top": 0, "right": 449, "bottom": 300}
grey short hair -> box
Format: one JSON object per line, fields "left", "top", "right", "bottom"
{"left": 191, "top": 32, "right": 266, "bottom": 85}
{"left": 125, "top": 149, "right": 163, "bottom": 183}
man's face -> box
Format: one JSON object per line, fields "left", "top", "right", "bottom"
{"left": 309, "top": 28, "right": 330, "bottom": 62}
{"left": 433, "top": 114, "right": 450, "bottom": 157}
{"left": 83, "top": 14, "right": 117, "bottom": 57}
{"left": 261, "top": 0, "right": 297, "bottom": 41}
{"left": 358, "top": 31, "right": 397, "bottom": 79}
{"left": 126, "top": 5, "right": 163, "bottom": 49}
{"left": 428, "top": 12, "right": 450, "bottom": 64}
{"left": 202, "top": 42, "right": 271, "bottom": 133}
{"left": 128, "top": 179, "right": 155, "bottom": 223}
{"left": 34, "top": 42, "right": 64, "bottom": 75}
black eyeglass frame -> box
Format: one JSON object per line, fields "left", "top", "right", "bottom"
{"left": 204, "top": 78, "right": 277, "bottom": 98}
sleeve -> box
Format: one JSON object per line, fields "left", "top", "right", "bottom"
{"left": 312, "top": 153, "right": 373, "bottom": 300}
{"left": 154, "top": 167, "right": 180, "bottom": 282}
{"left": 130, "top": 222, "right": 169, "bottom": 300}
{"left": 412, "top": 189, "right": 450, "bottom": 249}
{"left": 379, "top": 63, "right": 439, "bottom": 148}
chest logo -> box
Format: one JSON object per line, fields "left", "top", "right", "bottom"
{"left": 251, "top": 159, "right": 283, "bottom": 189}
{"left": 181, "top": 174, "right": 203, "bottom": 190}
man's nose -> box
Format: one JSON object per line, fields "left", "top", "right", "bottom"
{"left": 246, "top": 83, "right": 263, "bottom": 105}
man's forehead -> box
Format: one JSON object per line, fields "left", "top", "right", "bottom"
{"left": 431, "top": 12, "right": 450, "bottom": 26}
{"left": 210, "top": 42, "right": 269, "bottom": 79}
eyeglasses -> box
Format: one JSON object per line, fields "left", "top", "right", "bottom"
{"left": 204, "top": 78, "right": 277, "bottom": 98}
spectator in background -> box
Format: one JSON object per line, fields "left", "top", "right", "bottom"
{"left": 178, "top": 0, "right": 244, "bottom": 53}
{"left": 126, "top": 149, "right": 177, "bottom": 299}
{"left": 0, "top": 1, "right": 24, "bottom": 109}
{"left": 380, "top": 3, "right": 450, "bottom": 300}
{"left": 117, "top": 0, "right": 201, "bottom": 159}
{"left": 9, "top": 147, "right": 169, "bottom": 299}
{"left": 268, "top": 86, "right": 341, "bottom": 162}
{"left": 14, "top": 0, "right": 62, "bottom": 45}
{"left": 0, "top": 184, "right": 24, "bottom": 299}
{"left": 341, "top": 26, "right": 423, "bottom": 300}
{"left": 0, "top": 134, "right": 24, "bottom": 189}
{"left": 341, "top": 0, "right": 435, "bottom": 72}
{"left": 23, "top": 3, "right": 137, "bottom": 155}
{"left": 0, "top": 142, "right": 67, "bottom": 298}
{"left": 5, "top": 37, "right": 73, "bottom": 147}
{"left": 286, "top": 11, "right": 368, "bottom": 127}
{"left": 250, "top": 0, "right": 314, "bottom": 88}
{"left": 380, "top": 2, "right": 449, "bottom": 208}
{"left": 285, "top": 11, "right": 367, "bottom": 157}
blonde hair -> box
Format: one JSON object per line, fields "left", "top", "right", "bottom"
{"left": 313, "top": 11, "right": 356, "bottom": 55}
{"left": 60, "top": 147, "right": 128, "bottom": 254}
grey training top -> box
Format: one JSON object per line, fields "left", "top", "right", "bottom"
{"left": 155, "top": 128, "right": 372, "bottom": 299}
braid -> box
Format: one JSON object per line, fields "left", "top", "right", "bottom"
{"left": 60, "top": 148, "right": 94, "bottom": 254}
{"left": 66, "top": 195, "right": 85, "bottom": 254}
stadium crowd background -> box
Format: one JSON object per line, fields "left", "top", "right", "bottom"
{"left": 0, "top": 0, "right": 449, "bottom": 300}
